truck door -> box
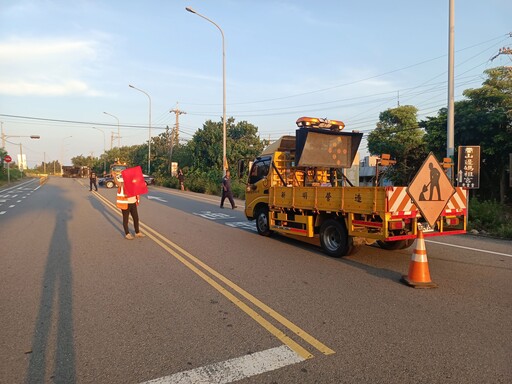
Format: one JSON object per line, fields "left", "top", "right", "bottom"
{"left": 245, "top": 156, "right": 272, "bottom": 215}
{"left": 249, "top": 157, "right": 271, "bottom": 185}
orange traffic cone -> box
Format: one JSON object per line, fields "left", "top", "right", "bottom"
{"left": 400, "top": 230, "right": 438, "bottom": 288}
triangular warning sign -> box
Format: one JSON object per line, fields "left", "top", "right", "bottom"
{"left": 407, "top": 153, "right": 455, "bottom": 227}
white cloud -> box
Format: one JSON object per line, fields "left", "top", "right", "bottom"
{"left": 0, "top": 37, "right": 102, "bottom": 96}
{"left": 0, "top": 79, "right": 99, "bottom": 96}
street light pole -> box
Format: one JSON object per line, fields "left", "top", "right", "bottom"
{"left": 103, "top": 112, "right": 120, "bottom": 148}
{"left": 186, "top": 6, "right": 227, "bottom": 175}
{"left": 129, "top": 84, "right": 152, "bottom": 174}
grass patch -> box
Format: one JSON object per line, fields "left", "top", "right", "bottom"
{"left": 468, "top": 199, "right": 512, "bottom": 239}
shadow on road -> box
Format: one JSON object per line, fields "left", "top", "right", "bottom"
{"left": 270, "top": 234, "right": 405, "bottom": 285}
{"left": 25, "top": 185, "right": 76, "bottom": 383}
{"left": 87, "top": 194, "right": 125, "bottom": 236}
{"left": 340, "top": 256, "right": 404, "bottom": 284}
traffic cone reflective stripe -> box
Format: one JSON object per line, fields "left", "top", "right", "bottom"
{"left": 401, "top": 230, "right": 438, "bottom": 288}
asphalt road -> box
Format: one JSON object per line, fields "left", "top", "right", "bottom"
{"left": 1, "top": 177, "right": 511, "bottom": 383}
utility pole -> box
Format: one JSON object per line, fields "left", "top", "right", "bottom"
{"left": 446, "top": 0, "right": 455, "bottom": 181}
{"left": 1, "top": 121, "right": 4, "bottom": 148}
{"left": 110, "top": 132, "right": 115, "bottom": 150}
{"left": 170, "top": 104, "right": 186, "bottom": 146}
{"left": 490, "top": 46, "right": 512, "bottom": 61}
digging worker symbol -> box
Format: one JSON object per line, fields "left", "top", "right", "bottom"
{"left": 420, "top": 162, "right": 441, "bottom": 201}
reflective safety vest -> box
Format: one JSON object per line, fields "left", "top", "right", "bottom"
{"left": 116, "top": 186, "right": 139, "bottom": 210}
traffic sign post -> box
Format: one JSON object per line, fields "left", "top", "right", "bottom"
{"left": 407, "top": 152, "right": 455, "bottom": 227}
{"left": 4, "top": 155, "right": 12, "bottom": 184}
{"left": 457, "top": 146, "right": 480, "bottom": 189}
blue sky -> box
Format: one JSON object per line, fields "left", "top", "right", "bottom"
{"left": 1, "top": 0, "right": 511, "bottom": 167}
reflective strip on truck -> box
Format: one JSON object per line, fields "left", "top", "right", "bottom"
{"left": 386, "top": 187, "right": 418, "bottom": 218}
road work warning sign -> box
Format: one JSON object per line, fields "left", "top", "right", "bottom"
{"left": 407, "top": 152, "right": 455, "bottom": 227}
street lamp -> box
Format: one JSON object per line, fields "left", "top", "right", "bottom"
{"left": 1, "top": 132, "right": 40, "bottom": 149}
{"left": 186, "top": 6, "right": 227, "bottom": 175}
{"left": 129, "top": 84, "right": 152, "bottom": 174}
{"left": 1, "top": 134, "right": 40, "bottom": 175}
{"left": 92, "top": 127, "right": 107, "bottom": 175}
{"left": 103, "top": 112, "right": 120, "bottom": 147}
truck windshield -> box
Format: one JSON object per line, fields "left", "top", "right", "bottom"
{"left": 111, "top": 165, "right": 127, "bottom": 173}
{"left": 249, "top": 157, "right": 271, "bottom": 184}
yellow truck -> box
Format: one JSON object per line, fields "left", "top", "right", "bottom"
{"left": 242, "top": 117, "right": 467, "bottom": 257}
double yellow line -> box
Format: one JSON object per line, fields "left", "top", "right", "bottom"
{"left": 93, "top": 190, "right": 335, "bottom": 360}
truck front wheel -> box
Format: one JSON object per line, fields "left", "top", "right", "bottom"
{"left": 255, "top": 207, "right": 272, "bottom": 237}
{"left": 105, "top": 180, "right": 115, "bottom": 189}
{"left": 320, "top": 219, "right": 352, "bottom": 257}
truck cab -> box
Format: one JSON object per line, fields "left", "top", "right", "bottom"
{"left": 102, "top": 159, "right": 128, "bottom": 188}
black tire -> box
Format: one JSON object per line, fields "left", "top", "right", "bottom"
{"left": 255, "top": 207, "right": 272, "bottom": 237}
{"left": 320, "top": 219, "right": 352, "bottom": 257}
{"left": 105, "top": 180, "right": 115, "bottom": 189}
{"left": 377, "top": 239, "right": 414, "bottom": 250}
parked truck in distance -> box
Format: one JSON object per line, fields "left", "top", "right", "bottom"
{"left": 62, "top": 166, "right": 89, "bottom": 178}
{"left": 240, "top": 117, "right": 467, "bottom": 257}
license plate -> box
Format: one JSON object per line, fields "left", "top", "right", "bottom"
{"left": 418, "top": 222, "right": 435, "bottom": 233}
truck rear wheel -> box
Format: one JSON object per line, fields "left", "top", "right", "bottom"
{"left": 377, "top": 239, "right": 414, "bottom": 250}
{"left": 105, "top": 180, "right": 115, "bottom": 189}
{"left": 255, "top": 207, "right": 272, "bottom": 237}
{"left": 320, "top": 219, "right": 352, "bottom": 257}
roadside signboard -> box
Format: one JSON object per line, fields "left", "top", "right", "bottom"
{"left": 4, "top": 155, "right": 12, "bottom": 163}
{"left": 457, "top": 146, "right": 480, "bottom": 189}
{"left": 171, "top": 162, "right": 178, "bottom": 177}
{"left": 407, "top": 152, "right": 455, "bottom": 227}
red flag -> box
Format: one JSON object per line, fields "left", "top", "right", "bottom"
{"left": 121, "top": 166, "right": 148, "bottom": 197}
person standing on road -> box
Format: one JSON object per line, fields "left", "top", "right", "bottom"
{"left": 112, "top": 172, "right": 145, "bottom": 240}
{"left": 220, "top": 170, "right": 237, "bottom": 209}
{"left": 89, "top": 171, "right": 98, "bottom": 191}
{"left": 178, "top": 168, "right": 185, "bottom": 191}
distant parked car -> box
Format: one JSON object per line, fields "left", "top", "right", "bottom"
{"left": 143, "top": 174, "right": 155, "bottom": 185}
{"left": 98, "top": 175, "right": 116, "bottom": 188}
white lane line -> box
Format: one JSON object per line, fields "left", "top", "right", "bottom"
{"left": 426, "top": 240, "right": 512, "bottom": 258}
{"left": 0, "top": 211, "right": 6, "bottom": 215}
{"left": 147, "top": 195, "right": 168, "bottom": 202}
{"left": 141, "top": 345, "right": 304, "bottom": 384}
{"left": 225, "top": 222, "right": 258, "bottom": 232}
{"left": 9, "top": 205, "right": 15, "bottom": 208}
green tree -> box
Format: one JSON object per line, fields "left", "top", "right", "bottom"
{"left": 227, "top": 119, "right": 265, "bottom": 168}
{"left": 71, "top": 155, "right": 90, "bottom": 167}
{"left": 188, "top": 119, "right": 225, "bottom": 172}
{"left": 0, "top": 147, "right": 8, "bottom": 179}
{"left": 367, "top": 105, "right": 427, "bottom": 185}
{"left": 183, "top": 117, "right": 265, "bottom": 195}
{"left": 421, "top": 67, "right": 512, "bottom": 202}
